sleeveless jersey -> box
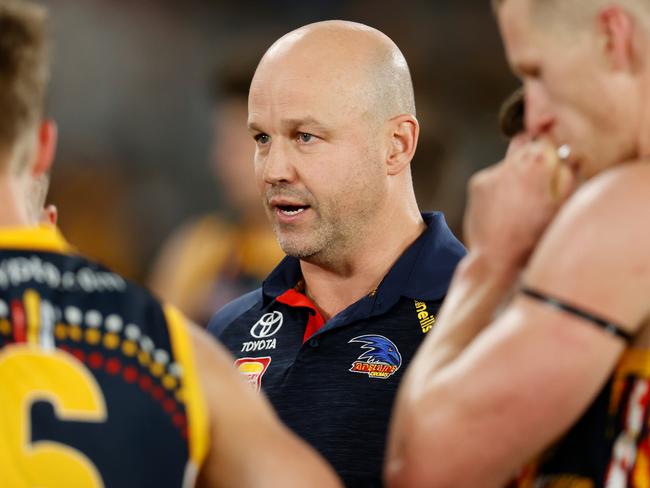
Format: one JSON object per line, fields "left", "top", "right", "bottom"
{"left": 0, "top": 225, "right": 208, "bottom": 487}
{"left": 517, "top": 347, "right": 650, "bottom": 487}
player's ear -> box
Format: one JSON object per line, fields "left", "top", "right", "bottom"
{"left": 597, "top": 5, "right": 636, "bottom": 72}
{"left": 41, "top": 204, "right": 57, "bottom": 226}
{"left": 385, "top": 114, "right": 419, "bottom": 176}
{"left": 31, "top": 119, "right": 57, "bottom": 177}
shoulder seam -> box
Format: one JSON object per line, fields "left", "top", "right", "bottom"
{"left": 207, "top": 288, "right": 263, "bottom": 338}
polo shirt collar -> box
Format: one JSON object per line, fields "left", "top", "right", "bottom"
{"left": 261, "top": 212, "right": 464, "bottom": 310}
{"left": 0, "top": 224, "right": 73, "bottom": 254}
{"left": 377, "top": 212, "right": 464, "bottom": 303}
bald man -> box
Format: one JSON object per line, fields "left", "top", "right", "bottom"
{"left": 387, "top": 1, "right": 650, "bottom": 487}
{"left": 207, "top": 21, "right": 465, "bottom": 486}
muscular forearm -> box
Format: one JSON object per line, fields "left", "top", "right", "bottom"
{"left": 414, "top": 252, "right": 519, "bottom": 375}
{"left": 385, "top": 252, "right": 520, "bottom": 488}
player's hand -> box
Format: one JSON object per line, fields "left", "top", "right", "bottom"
{"left": 463, "top": 137, "right": 576, "bottom": 270}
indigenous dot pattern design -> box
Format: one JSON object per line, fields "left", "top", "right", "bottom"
{"left": 0, "top": 295, "right": 189, "bottom": 439}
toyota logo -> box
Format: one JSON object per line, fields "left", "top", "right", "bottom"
{"left": 250, "top": 311, "right": 284, "bottom": 339}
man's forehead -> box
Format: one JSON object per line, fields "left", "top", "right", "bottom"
{"left": 248, "top": 79, "right": 344, "bottom": 130}
{"left": 498, "top": 0, "right": 541, "bottom": 70}
{"left": 249, "top": 73, "right": 327, "bottom": 111}
{"left": 252, "top": 52, "right": 360, "bottom": 91}
{"left": 249, "top": 65, "right": 365, "bottom": 119}
{"left": 499, "top": 0, "right": 532, "bottom": 45}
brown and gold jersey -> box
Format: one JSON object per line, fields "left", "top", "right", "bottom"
{"left": 517, "top": 348, "right": 650, "bottom": 488}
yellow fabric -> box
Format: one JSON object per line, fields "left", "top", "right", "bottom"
{"left": 633, "top": 447, "right": 650, "bottom": 488}
{"left": 0, "top": 224, "right": 72, "bottom": 253}
{"left": 519, "top": 348, "right": 650, "bottom": 487}
{"left": 610, "top": 348, "right": 650, "bottom": 412}
{"left": 615, "top": 348, "right": 650, "bottom": 378}
{"left": 24, "top": 289, "right": 40, "bottom": 346}
{"left": 164, "top": 305, "right": 209, "bottom": 470}
{"left": 150, "top": 214, "right": 283, "bottom": 321}
{"left": 0, "top": 226, "right": 207, "bottom": 484}
{"left": 0, "top": 345, "right": 107, "bottom": 487}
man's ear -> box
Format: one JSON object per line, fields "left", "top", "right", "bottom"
{"left": 385, "top": 114, "right": 419, "bottom": 176}
{"left": 597, "top": 5, "right": 636, "bottom": 72}
{"left": 31, "top": 119, "right": 57, "bottom": 177}
{"left": 41, "top": 204, "right": 57, "bottom": 226}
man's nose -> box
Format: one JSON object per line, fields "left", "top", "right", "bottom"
{"left": 261, "top": 138, "right": 297, "bottom": 185}
{"left": 525, "top": 84, "right": 555, "bottom": 138}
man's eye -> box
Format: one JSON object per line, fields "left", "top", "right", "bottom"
{"left": 254, "top": 134, "right": 270, "bottom": 144}
{"left": 297, "top": 132, "right": 314, "bottom": 143}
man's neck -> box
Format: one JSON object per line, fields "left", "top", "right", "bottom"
{"left": 300, "top": 210, "right": 426, "bottom": 321}
{"left": 634, "top": 73, "right": 650, "bottom": 158}
{"left": 0, "top": 177, "right": 31, "bottom": 228}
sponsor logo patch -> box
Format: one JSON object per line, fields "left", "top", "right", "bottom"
{"left": 414, "top": 300, "right": 436, "bottom": 334}
{"left": 241, "top": 338, "right": 276, "bottom": 353}
{"left": 250, "top": 311, "right": 283, "bottom": 339}
{"left": 234, "top": 356, "right": 271, "bottom": 392}
{"left": 348, "top": 335, "right": 402, "bottom": 380}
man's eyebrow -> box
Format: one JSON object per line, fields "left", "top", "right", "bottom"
{"left": 281, "top": 117, "right": 330, "bottom": 133}
{"left": 248, "top": 117, "right": 332, "bottom": 134}
{"left": 512, "top": 60, "right": 540, "bottom": 79}
{"left": 248, "top": 120, "right": 264, "bottom": 133}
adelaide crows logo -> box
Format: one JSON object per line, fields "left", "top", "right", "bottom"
{"left": 348, "top": 335, "right": 402, "bottom": 379}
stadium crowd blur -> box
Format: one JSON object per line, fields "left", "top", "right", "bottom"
{"left": 43, "top": 0, "right": 517, "bottom": 325}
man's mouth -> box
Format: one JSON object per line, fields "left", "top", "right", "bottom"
{"left": 269, "top": 196, "right": 312, "bottom": 218}
{"left": 276, "top": 204, "right": 310, "bottom": 216}
{"left": 267, "top": 194, "right": 313, "bottom": 220}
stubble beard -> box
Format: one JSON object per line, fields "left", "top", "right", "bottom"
{"left": 273, "top": 211, "right": 342, "bottom": 262}
{"left": 273, "top": 193, "right": 382, "bottom": 267}
{"left": 269, "top": 148, "right": 387, "bottom": 265}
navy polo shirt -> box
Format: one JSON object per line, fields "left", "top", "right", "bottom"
{"left": 208, "top": 212, "right": 465, "bottom": 487}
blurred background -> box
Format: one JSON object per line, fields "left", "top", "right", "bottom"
{"left": 41, "top": 0, "right": 517, "bottom": 324}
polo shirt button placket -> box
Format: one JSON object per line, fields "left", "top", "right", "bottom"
{"left": 308, "top": 338, "right": 319, "bottom": 348}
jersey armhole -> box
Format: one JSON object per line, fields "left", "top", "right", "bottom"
{"left": 164, "top": 305, "right": 210, "bottom": 474}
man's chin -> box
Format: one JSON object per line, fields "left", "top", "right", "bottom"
{"left": 276, "top": 234, "right": 321, "bottom": 259}
{"left": 279, "top": 243, "right": 319, "bottom": 260}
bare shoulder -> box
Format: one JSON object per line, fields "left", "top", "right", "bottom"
{"left": 571, "top": 161, "right": 650, "bottom": 208}
{"left": 547, "top": 161, "right": 650, "bottom": 247}
{"left": 525, "top": 161, "right": 650, "bottom": 333}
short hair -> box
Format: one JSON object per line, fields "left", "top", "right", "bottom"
{"left": 0, "top": 0, "right": 49, "bottom": 168}
{"left": 498, "top": 88, "right": 524, "bottom": 138}
{"left": 27, "top": 171, "right": 49, "bottom": 221}
{"left": 493, "top": 0, "right": 650, "bottom": 31}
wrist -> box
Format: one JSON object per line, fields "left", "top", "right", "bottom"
{"left": 457, "top": 251, "right": 522, "bottom": 288}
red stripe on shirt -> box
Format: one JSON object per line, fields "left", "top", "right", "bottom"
{"left": 11, "top": 299, "right": 26, "bottom": 343}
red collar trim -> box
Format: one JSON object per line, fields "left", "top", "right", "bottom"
{"left": 276, "top": 289, "right": 325, "bottom": 343}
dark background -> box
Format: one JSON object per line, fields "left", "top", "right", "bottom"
{"left": 41, "top": 0, "right": 518, "bottom": 283}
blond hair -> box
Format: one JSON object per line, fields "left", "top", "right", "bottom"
{"left": 0, "top": 0, "right": 49, "bottom": 171}
{"left": 493, "top": 0, "right": 650, "bottom": 31}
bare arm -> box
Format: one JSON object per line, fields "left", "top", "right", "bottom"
{"left": 395, "top": 139, "right": 571, "bottom": 379}
{"left": 386, "top": 163, "right": 650, "bottom": 487}
{"left": 385, "top": 252, "right": 519, "bottom": 487}
{"left": 190, "top": 324, "right": 342, "bottom": 488}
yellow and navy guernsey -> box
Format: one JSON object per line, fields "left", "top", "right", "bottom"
{"left": 516, "top": 347, "right": 650, "bottom": 488}
{"left": 208, "top": 212, "right": 466, "bottom": 487}
{"left": 0, "top": 225, "right": 208, "bottom": 488}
